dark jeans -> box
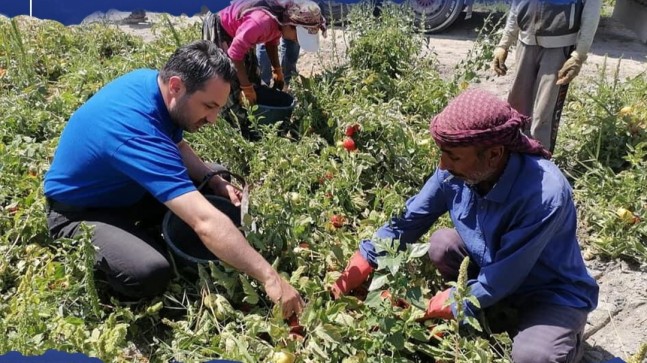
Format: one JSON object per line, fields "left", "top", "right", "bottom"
{"left": 428, "top": 228, "right": 589, "bottom": 363}
{"left": 45, "top": 164, "right": 231, "bottom": 299}
{"left": 46, "top": 194, "right": 171, "bottom": 298}
{"left": 257, "top": 38, "right": 300, "bottom": 86}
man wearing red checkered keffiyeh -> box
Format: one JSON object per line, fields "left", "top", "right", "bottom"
{"left": 430, "top": 88, "right": 551, "bottom": 160}
{"left": 331, "top": 89, "right": 598, "bottom": 363}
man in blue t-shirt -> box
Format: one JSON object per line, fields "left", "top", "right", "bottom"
{"left": 44, "top": 40, "right": 304, "bottom": 319}
{"left": 329, "top": 89, "right": 599, "bottom": 363}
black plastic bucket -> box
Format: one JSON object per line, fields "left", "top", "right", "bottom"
{"left": 253, "top": 85, "right": 295, "bottom": 124}
{"left": 162, "top": 194, "right": 241, "bottom": 269}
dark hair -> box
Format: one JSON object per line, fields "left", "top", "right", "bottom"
{"left": 159, "top": 40, "right": 236, "bottom": 94}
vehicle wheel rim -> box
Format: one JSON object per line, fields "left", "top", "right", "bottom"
{"left": 409, "top": 0, "right": 447, "bottom": 15}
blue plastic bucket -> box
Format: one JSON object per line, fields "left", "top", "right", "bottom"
{"left": 162, "top": 195, "right": 241, "bottom": 269}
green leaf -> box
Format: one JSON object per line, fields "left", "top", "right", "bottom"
{"left": 404, "top": 286, "right": 425, "bottom": 310}
{"left": 64, "top": 316, "right": 85, "bottom": 325}
{"left": 380, "top": 317, "right": 397, "bottom": 332}
{"left": 376, "top": 254, "right": 401, "bottom": 276}
{"left": 364, "top": 290, "right": 384, "bottom": 309}
{"left": 331, "top": 245, "right": 345, "bottom": 264}
{"left": 373, "top": 239, "right": 390, "bottom": 254}
{"left": 316, "top": 324, "right": 343, "bottom": 345}
{"left": 386, "top": 331, "right": 405, "bottom": 350}
{"left": 308, "top": 340, "right": 328, "bottom": 359}
{"left": 464, "top": 316, "right": 482, "bottom": 332}
{"left": 197, "top": 263, "right": 210, "bottom": 283}
{"left": 408, "top": 243, "right": 430, "bottom": 260}
{"left": 289, "top": 265, "right": 307, "bottom": 285}
{"left": 409, "top": 328, "right": 428, "bottom": 342}
{"left": 467, "top": 295, "right": 481, "bottom": 309}
{"left": 387, "top": 256, "right": 400, "bottom": 276}
{"left": 239, "top": 275, "right": 259, "bottom": 305}
{"left": 368, "top": 274, "right": 388, "bottom": 291}
{"left": 295, "top": 215, "right": 314, "bottom": 226}
{"left": 333, "top": 312, "right": 355, "bottom": 326}
{"left": 209, "top": 263, "right": 238, "bottom": 298}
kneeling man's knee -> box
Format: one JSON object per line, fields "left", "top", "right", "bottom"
{"left": 108, "top": 258, "right": 172, "bottom": 298}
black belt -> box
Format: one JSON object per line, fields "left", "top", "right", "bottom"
{"left": 46, "top": 197, "right": 88, "bottom": 212}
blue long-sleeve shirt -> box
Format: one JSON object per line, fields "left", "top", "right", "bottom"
{"left": 360, "top": 153, "right": 598, "bottom": 315}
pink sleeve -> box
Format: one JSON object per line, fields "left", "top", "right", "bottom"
{"left": 227, "top": 15, "right": 281, "bottom": 61}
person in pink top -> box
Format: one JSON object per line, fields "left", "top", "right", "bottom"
{"left": 203, "top": 0, "right": 325, "bottom": 107}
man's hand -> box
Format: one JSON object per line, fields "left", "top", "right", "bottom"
{"left": 239, "top": 84, "right": 257, "bottom": 105}
{"left": 272, "top": 67, "right": 285, "bottom": 91}
{"left": 556, "top": 53, "right": 585, "bottom": 85}
{"left": 264, "top": 274, "right": 306, "bottom": 319}
{"left": 491, "top": 47, "right": 508, "bottom": 76}
{"left": 209, "top": 175, "right": 242, "bottom": 206}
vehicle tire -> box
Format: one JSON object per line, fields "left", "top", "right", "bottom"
{"left": 406, "top": 0, "right": 465, "bottom": 33}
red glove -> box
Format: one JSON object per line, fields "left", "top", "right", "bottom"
{"left": 330, "top": 250, "right": 374, "bottom": 299}
{"left": 422, "top": 288, "right": 454, "bottom": 320}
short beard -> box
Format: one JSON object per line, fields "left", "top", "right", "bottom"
{"left": 169, "top": 95, "right": 192, "bottom": 132}
{"left": 463, "top": 168, "right": 496, "bottom": 186}
{"left": 464, "top": 155, "right": 497, "bottom": 186}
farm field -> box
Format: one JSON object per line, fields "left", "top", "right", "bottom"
{"left": 1, "top": 3, "right": 646, "bottom": 363}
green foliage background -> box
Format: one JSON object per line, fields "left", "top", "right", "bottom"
{"left": 0, "top": 3, "right": 645, "bottom": 362}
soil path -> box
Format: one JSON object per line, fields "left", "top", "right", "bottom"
{"left": 296, "top": 11, "right": 647, "bottom": 98}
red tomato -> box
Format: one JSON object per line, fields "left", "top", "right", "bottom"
{"left": 331, "top": 214, "right": 345, "bottom": 228}
{"left": 343, "top": 138, "right": 357, "bottom": 151}
{"left": 345, "top": 124, "right": 360, "bottom": 137}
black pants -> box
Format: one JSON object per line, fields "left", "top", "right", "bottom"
{"left": 202, "top": 11, "right": 261, "bottom": 139}
{"left": 46, "top": 194, "right": 172, "bottom": 298}
{"left": 45, "top": 164, "right": 230, "bottom": 299}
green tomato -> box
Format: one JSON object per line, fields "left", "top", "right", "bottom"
{"left": 271, "top": 351, "right": 295, "bottom": 363}
{"left": 203, "top": 293, "right": 234, "bottom": 320}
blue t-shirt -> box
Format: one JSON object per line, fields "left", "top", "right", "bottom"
{"left": 44, "top": 69, "right": 196, "bottom": 207}
{"left": 360, "top": 153, "right": 599, "bottom": 315}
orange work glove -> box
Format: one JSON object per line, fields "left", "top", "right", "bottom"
{"left": 272, "top": 67, "right": 285, "bottom": 90}
{"left": 421, "top": 288, "right": 454, "bottom": 320}
{"left": 330, "top": 250, "right": 374, "bottom": 299}
{"left": 239, "top": 84, "right": 257, "bottom": 105}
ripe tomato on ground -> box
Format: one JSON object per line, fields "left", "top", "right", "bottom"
{"left": 331, "top": 214, "right": 345, "bottom": 228}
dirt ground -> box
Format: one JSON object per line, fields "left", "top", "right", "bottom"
{"left": 64, "top": 8, "right": 647, "bottom": 363}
